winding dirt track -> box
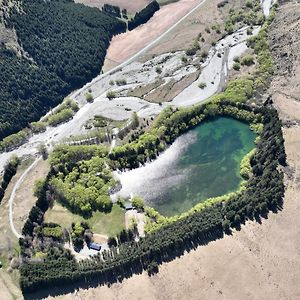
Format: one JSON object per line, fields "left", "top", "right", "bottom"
{"left": 8, "top": 156, "right": 42, "bottom": 239}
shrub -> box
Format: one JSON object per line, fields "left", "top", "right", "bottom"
{"left": 42, "top": 226, "right": 63, "bottom": 240}
{"left": 245, "top": 0, "right": 253, "bottom": 8}
{"left": 217, "top": 0, "right": 228, "bottom": 8}
{"left": 132, "top": 196, "right": 145, "bottom": 211}
{"left": 47, "top": 108, "right": 74, "bottom": 126}
{"left": 0, "top": 129, "right": 29, "bottom": 151}
{"left": 106, "top": 91, "right": 117, "bottom": 100}
{"left": 233, "top": 56, "right": 240, "bottom": 63}
{"left": 30, "top": 122, "right": 46, "bottom": 134}
{"left": 155, "top": 66, "right": 162, "bottom": 74}
{"left": 233, "top": 62, "right": 241, "bottom": 71}
{"left": 85, "top": 93, "right": 94, "bottom": 103}
{"left": 241, "top": 54, "right": 255, "bottom": 66}
{"left": 181, "top": 56, "right": 188, "bottom": 63}
{"left": 198, "top": 82, "right": 207, "bottom": 89}
{"left": 116, "top": 79, "right": 127, "bottom": 86}
{"left": 201, "top": 51, "right": 208, "bottom": 58}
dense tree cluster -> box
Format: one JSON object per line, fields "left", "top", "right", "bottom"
{"left": 0, "top": 155, "right": 20, "bottom": 202}
{"left": 50, "top": 144, "right": 108, "bottom": 174}
{"left": 50, "top": 156, "right": 116, "bottom": 216}
{"left": 128, "top": 1, "right": 160, "bottom": 31}
{"left": 42, "top": 98, "right": 79, "bottom": 127}
{"left": 0, "top": 0, "right": 126, "bottom": 140}
{"left": 102, "top": 4, "right": 121, "bottom": 18}
{"left": 0, "top": 127, "right": 30, "bottom": 152}
{"left": 71, "top": 221, "right": 91, "bottom": 249}
{"left": 22, "top": 177, "right": 50, "bottom": 237}
{"left": 41, "top": 223, "right": 64, "bottom": 241}
{"left": 48, "top": 145, "right": 113, "bottom": 216}
{"left": 0, "top": 45, "right": 66, "bottom": 140}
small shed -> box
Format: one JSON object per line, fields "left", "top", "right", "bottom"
{"left": 124, "top": 202, "right": 133, "bottom": 210}
{"left": 89, "top": 243, "right": 101, "bottom": 251}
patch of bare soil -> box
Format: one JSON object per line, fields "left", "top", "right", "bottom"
{"left": 144, "top": 71, "right": 200, "bottom": 102}
{"left": 127, "top": 79, "right": 164, "bottom": 98}
{"left": 104, "top": 0, "right": 204, "bottom": 65}
{"left": 93, "top": 234, "right": 108, "bottom": 244}
{"left": 147, "top": 0, "right": 222, "bottom": 56}
{"left": 0, "top": 0, "right": 21, "bottom": 53}
{"left": 13, "top": 159, "right": 50, "bottom": 233}
{"left": 103, "top": 0, "right": 245, "bottom": 71}
{"left": 75, "top": 0, "right": 151, "bottom": 13}
{"left": 268, "top": 0, "right": 300, "bottom": 103}
{"left": 0, "top": 271, "right": 21, "bottom": 300}
{"left": 0, "top": 158, "right": 34, "bottom": 249}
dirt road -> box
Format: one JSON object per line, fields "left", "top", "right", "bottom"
{"left": 8, "top": 156, "right": 42, "bottom": 239}
{"left": 105, "top": 0, "right": 207, "bottom": 65}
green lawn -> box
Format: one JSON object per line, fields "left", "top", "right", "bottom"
{"left": 89, "top": 207, "right": 125, "bottom": 237}
{"left": 45, "top": 202, "right": 125, "bottom": 237}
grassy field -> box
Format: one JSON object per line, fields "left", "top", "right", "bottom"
{"left": 45, "top": 202, "right": 125, "bottom": 237}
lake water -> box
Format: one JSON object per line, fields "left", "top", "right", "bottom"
{"left": 114, "top": 117, "right": 256, "bottom": 216}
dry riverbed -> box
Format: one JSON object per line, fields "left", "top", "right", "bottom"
{"left": 0, "top": 24, "right": 258, "bottom": 173}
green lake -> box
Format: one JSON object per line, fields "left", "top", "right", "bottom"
{"left": 115, "top": 117, "right": 256, "bottom": 216}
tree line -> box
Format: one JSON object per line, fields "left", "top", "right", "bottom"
{"left": 0, "top": 155, "right": 20, "bottom": 203}
{"left": 128, "top": 1, "right": 160, "bottom": 31}
{"left": 0, "top": 0, "right": 126, "bottom": 140}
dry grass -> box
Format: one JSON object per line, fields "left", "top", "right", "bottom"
{"left": 75, "top": 0, "right": 152, "bottom": 13}
{"left": 45, "top": 202, "right": 125, "bottom": 237}
{"left": 105, "top": 0, "right": 207, "bottom": 65}
{"left": 144, "top": 70, "right": 200, "bottom": 102}
{"left": 127, "top": 79, "right": 164, "bottom": 98}
{"left": 13, "top": 159, "right": 50, "bottom": 233}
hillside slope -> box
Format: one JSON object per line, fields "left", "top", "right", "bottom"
{"left": 0, "top": 0, "right": 125, "bottom": 140}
